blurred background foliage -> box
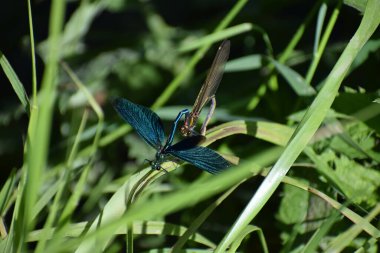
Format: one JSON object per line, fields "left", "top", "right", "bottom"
{"left": 0, "top": 0, "right": 380, "bottom": 252}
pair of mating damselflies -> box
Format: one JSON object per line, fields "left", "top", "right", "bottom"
{"left": 113, "top": 40, "right": 230, "bottom": 174}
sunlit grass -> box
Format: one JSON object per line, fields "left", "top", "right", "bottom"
{"left": 1, "top": 0, "right": 380, "bottom": 252}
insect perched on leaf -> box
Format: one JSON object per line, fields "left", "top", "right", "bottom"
{"left": 113, "top": 98, "right": 230, "bottom": 174}
{"left": 181, "top": 40, "right": 230, "bottom": 137}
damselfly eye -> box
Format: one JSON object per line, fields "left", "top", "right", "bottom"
{"left": 151, "top": 161, "right": 160, "bottom": 170}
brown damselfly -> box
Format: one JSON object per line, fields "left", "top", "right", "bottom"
{"left": 180, "top": 40, "right": 230, "bottom": 136}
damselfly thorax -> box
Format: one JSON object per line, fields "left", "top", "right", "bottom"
{"left": 180, "top": 111, "right": 198, "bottom": 136}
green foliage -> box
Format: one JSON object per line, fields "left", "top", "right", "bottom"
{"left": 270, "top": 59, "right": 316, "bottom": 96}
{"left": 277, "top": 184, "right": 309, "bottom": 225}
{"left": 1, "top": 0, "right": 380, "bottom": 252}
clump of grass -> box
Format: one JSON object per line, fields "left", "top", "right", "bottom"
{"left": 1, "top": 0, "right": 380, "bottom": 252}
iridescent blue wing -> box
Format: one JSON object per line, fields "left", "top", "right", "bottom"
{"left": 112, "top": 98, "right": 165, "bottom": 149}
{"left": 166, "top": 136, "right": 230, "bottom": 174}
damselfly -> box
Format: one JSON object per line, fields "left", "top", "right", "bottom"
{"left": 113, "top": 98, "right": 230, "bottom": 174}
{"left": 181, "top": 40, "right": 230, "bottom": 137}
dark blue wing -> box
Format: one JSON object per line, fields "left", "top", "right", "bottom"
{"left": 112, "top": 98, "right": 165, "bottom": 149}
{"left": 166, "top": 137, "right": 230, "bottom": 174}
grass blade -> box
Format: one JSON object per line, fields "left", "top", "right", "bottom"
{"left": 0, "top": 52, "right": 29, "bottom": 113}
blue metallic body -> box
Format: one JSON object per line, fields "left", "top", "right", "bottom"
{"left": 113, "top": 98, "right": 230, "bottom": 174}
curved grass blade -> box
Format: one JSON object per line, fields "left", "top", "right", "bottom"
{"left": 228, "top": 225, "right": 268, "bottom": 253}
{"left": 112, "top": 98, "right": 165, "bottom": 149}
{"left": 167, "top": 136, "right": 230, "bottom": 174}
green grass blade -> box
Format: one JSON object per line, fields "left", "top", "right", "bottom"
{"left": 325, "top": 203, "right": 380, "bottom": 252}
{"left": 27, "top": 0, "right": 37, "bottom": 103}
{"left": 34, "top": 171, "right": 68, "bottom": 253}
{"left": 19, "top": 0, "right": 66, "bottom": 250}
{"left": 225, "top": 54, "right": 263, "bottom": 72}
{"left": 133, "top": 221, "right": 216, "bottom": 248}
{"left": 314, "top": 3, "right": 327, "bottom": 55}
{"left": 0, "top": 52, "right": 29, "bottom": 113}
{"left": 178, "top": 23, "right": 253, "bottom": 52}
{"left": 228, "top": 225, "right": 268, "bottom": 253}
{"left": 58, "top": 62, "right": 104, "bottom": 222}
{"left": 31, "top": 181, "right": 59, "bottom": 220}
{"left": 0, "top": 170, "right": 17, "bottom": 240}
{"left": 270, "top": 59, "right": 316, "bottom": 96}
{"left": 344, "top": 0, "right": 367, "bottom": 12}
{"left": 305, "top": 1, "right": 341, "bottom": 84}
{"left": 205, "top": 120, "right": 293, "bottom": 147}
{"left": 0, "top": 170, "right": 16, "bottom": 215}
{"left": 301, "top": 210, "right": 341, "bottom": 253}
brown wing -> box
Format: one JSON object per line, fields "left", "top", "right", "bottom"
{"left": 191, "top": 40, "right": 230, "bottom": 114}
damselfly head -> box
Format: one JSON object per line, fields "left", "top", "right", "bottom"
{"left": 150, "top": 156, "right": 169, "bottom": 174}
{"left": 146, "top": 158, "right": 161, "bottom": 171}
{"left": 149, "top": 151, "right": 166, "bottom": 171}
{"left": 150, "top": 160, "right": 160, "bottom": 170}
